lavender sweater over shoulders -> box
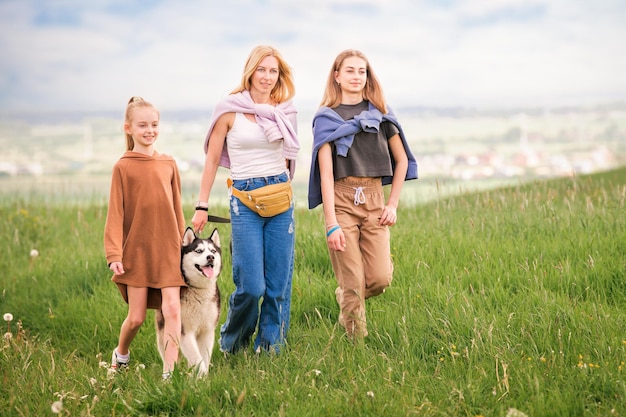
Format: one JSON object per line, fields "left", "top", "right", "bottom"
{"left": 203, "top": 90, "right": 299, "bottom": 178}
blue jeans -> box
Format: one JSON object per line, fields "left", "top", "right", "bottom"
{"left": 220, "top": 172, "right": 295, "bottom": 353}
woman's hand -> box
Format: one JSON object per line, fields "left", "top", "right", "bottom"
{"left": 192, "top": 210, "right": 207, "bottom": 234}
{"left": 110, "top": 261, "right": 125, "bottom": 275}
{"left": 379, "top": 205, "right": 397, "bottom": 226}
{"left": 327, "top": 226, "right": 346, "bottom": 252}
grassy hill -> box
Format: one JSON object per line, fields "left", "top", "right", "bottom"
{"left": 1, "top": 168, "right": 625, "bottom": 416}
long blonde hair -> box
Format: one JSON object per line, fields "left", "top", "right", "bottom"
{"left": 231, "top": 45, "right": 295, "bottom": 104}
{"left": 320, "top": 49, "right": 388, "bottom": 114}
{"left": 124, "top": 96, "right": 159, "bottom": 151}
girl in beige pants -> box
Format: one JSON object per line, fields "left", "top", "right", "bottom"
{"left": 308, "top": 49, "right": 418, "bottom": 339}
{"left": 329, "top": 177, "right": 393, "bottom": 337}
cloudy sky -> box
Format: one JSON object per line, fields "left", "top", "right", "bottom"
{"left": 1, "top": 0, "right": 625, "bottom": 114}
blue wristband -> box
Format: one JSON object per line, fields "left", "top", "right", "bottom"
{"left": 326, "top": 225, "right": 341, "bottom": 237}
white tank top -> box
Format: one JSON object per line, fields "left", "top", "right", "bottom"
{"left": 226, "top": 112, "right": 287, "bottom": 180}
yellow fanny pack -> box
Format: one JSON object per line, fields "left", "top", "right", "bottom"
{"left": 227, "top": 178, "right": 293, "bottom": 217}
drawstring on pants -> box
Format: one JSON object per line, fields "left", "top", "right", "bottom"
{"left": 353, "top": 187, "right": 366, "bottom": 206}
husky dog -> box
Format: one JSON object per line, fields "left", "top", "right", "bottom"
{"left": 156, "top": 227, "right": 221, "bottom": 376}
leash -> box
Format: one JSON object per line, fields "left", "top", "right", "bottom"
{"left": 207, "top": 214, "right": 231, "bottom": 224}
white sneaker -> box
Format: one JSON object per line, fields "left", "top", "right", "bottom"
{"left": 111, "top": 349, "right": 130, "bottom": 372}
{"left": 335, "top": 287, "right": 345, "bottom": 327}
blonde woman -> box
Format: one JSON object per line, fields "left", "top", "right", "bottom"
{"left": 192, "top": 45, "right": 298, "bottom": 354}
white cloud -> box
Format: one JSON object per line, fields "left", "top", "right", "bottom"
{"left": 0, "top": 0, "right": 625, "bottom": 113}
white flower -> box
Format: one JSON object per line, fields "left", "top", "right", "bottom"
{"left": 366, "top": 391, "right": 374, "bottom": 398}
{"left": 506, "top": 409, "right": 529, "bottom": 417}
{"left": 3, "top": 313, "right": 13, "bottom": 322}
{"left": 30, "top": 249, "right": 39, "bottom": 258}
{"left": 51, "top": 400, "right": 63, "bottom": 413}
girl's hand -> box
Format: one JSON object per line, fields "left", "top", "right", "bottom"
{"left": 327, "top": 226, "right": 346, "bottom": 252}
{"left": 192, "top": 210, "right": 206, "bottom": 234}
{"left": 110, "top": 262, "right": 125, "bottom": 275}
{"left": 379, "top": 205, "right": 397, "bottom": 226}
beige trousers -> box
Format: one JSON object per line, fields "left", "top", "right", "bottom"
{"left": 329, "top": 177, "right": 393, "bottom": 337}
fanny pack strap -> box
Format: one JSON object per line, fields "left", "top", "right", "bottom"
{"left": 226, "top": 177, "right": 290, "bottom": 200}
{"left": 227, "top": 177, "right": 250, "bottom": 203}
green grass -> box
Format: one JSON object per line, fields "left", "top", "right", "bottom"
{"left": 1, "top": 168, "right": 625, "bottom": 416}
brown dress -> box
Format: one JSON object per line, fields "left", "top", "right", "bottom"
{"left": 104, "top": 151, "right": 186, "bottom": 309}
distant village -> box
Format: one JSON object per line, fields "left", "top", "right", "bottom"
{"left": 1, "top": 104, "right": 625, "bottom": 182}
{"left": 421, "top": 137, "right": 619, "bottom": 181}
{"left": 397, "top": 105, "right": 624, "bottom": 181}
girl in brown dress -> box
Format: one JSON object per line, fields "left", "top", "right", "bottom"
{"left": 104, "top": 97, "right": 186, "bottom": 379}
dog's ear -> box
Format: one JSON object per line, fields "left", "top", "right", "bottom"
{"left": 183, "top": 227, "right": 196, "bottom": 246}
{"left": 209, "top": 228, "right": 220, "bottom": 247}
